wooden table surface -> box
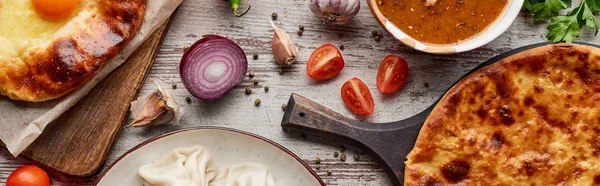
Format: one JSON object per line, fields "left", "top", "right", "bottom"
{"left": 2, "top": 0, "right": 599, "bottom": 185}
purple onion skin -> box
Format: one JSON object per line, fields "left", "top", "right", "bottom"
{"left": 309, "top": 0, "right": 360, "bottom": 25}
{"left": 180, "top": 35, "right": 248, "bottom": 101}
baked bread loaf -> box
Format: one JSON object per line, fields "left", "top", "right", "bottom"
{"left": 0, "top": 0, "right": 145, "bottom": 102}
{"left": 406, "top": 44, "right": 600, "bottom": 185}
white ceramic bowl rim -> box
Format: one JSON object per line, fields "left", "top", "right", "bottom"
{"left": 370, "top": 0, "right": 524, "bottom": 54}
{"left": 94, "top": 126, "right": 326, "bottom": 186}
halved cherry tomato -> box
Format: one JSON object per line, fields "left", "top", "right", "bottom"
{"left": 307, "top": 44, "right": 344, "bottom": 80}
{"left": 341, "top": 78, "right": 374, "bottom": 115}
{"left": 6, "top": 165, "right": 51, "bottom": 186}
{"left": 376, "top": 55, "right": 408, "bottom": 94}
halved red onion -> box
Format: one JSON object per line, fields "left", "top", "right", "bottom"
{"left": 180, "top": 35, "right": 248, "bottom": 101}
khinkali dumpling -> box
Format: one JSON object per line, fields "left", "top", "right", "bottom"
{"left": 210, "top": 163, "right": 276, "bottom": 186}
{"left": 138, "top": 146, "right": 218, "bottom": 186}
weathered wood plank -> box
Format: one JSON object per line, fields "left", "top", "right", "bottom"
{"left": 1, "top": 0, "right": 599, "bottom": 185}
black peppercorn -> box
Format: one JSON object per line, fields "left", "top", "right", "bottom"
{"left": 271, "top": 12, "right": 278, "bottom": 20}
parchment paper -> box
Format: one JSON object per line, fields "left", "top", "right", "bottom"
{"left": 0, "top": 0, "right": 183, "bottom": 156}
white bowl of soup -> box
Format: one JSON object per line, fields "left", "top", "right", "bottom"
{"left": 367, "top": 0, "right": 523, "bottom": 54}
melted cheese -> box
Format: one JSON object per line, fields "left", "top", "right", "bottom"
{"left": 405, "top": 44, "right": 600, "bottom": 185}
{"left": 0, "top": 0, "right": 97, "bottom": 60}
{"left": 0, "top": 1, "right": 66, "bottom": 58}
{"left": 0, "top": 0, "right": 144, "bottom": 102}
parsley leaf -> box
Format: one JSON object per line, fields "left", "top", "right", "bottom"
{"left": 525, "top": 0, "right": 544, "bottom": 11}
{"left": 580, "top": 3, "right": 600, "bottom": 35}
{"left": 546, "top": 0, "right": 600, "bottom": 43}
{"left": 531, "top": 0, "right": 572, "bottom": 21}
{"left": 547, "top": 15, "right": 580, "bottom": 42}
{"left": 587, "top": 0, "right": 600, "bottom": 12}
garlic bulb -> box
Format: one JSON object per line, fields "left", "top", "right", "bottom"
{"left": 309, "top": 0, "right": 360, "bottom": 25}
{"left": 270, "top": 18, "right": 298, "bottom": 66}
{"left": 129, "top": 81, "right": 181, "bottom": 127}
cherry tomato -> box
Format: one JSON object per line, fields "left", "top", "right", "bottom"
{"left": 6, "top": 165, "right": 51, "bottom": 186}
{"left": 376, "top": 55, "right": 408, "bottom": 94}
{"left": 341, "top": 78, "right": 374, "bottom": 115}
{"left": 307, "top": 44, "right": 345, "bottom": 80}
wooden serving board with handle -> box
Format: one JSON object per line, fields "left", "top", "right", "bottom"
{"left": 281, "top": 43, "right": 587, "bottom": 185}
{"left": 5, "top": 19, "right": 173, "bottom": 181}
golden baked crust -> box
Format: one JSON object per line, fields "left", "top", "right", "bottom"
{"left": 405, "top": 44, "right": 600, "bottom": 185}
{"left": 0, "top": 0, "right": 145, "bottom": 102}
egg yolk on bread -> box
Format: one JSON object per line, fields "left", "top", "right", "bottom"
{"left": 32, "top": 0, "right": 79, "bottom": 21}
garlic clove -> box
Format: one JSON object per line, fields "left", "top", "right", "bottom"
{"left": 270, "top": 18, "right": 298, "bottom": 66}
{"left": 129, "top": 81, "right": 180, "bottom": 127}
{"left": 155, "top": 81, "right": 180, "bottom": 121}
{"left": 129, "top": 92, "right": 169, "bottom": 127}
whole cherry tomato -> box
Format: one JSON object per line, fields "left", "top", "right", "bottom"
{"left": 307, "top": 44, "right": 344, "bottom": 80}
{"left": 341, "top": 78, "right": 374, "bottom": 115}
{"left": 376, "top": 54, "right": 408, "bottom": 94}
{"left": 6, "top": 165, "right": 51, "bottom": 186}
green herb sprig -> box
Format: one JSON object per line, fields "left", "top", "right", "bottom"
{"left": 526, "top": 0, "right": 600, "bottom": 43}
{"left": 526, "top": 0, "right": 572, "bottom": 21}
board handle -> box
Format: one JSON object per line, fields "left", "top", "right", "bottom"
{"left": 281, "top": 93, "right": 432, "bottom": 186}
{"left": 281, "top": 93, "right": 375, "bottom": 144}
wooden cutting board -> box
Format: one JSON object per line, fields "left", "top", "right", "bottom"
{"left": 9, "top": 19, "right": 172, "bottom": 181}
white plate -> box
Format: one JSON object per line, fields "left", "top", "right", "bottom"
{"left": 95, "top": 127, "right": 325, "bottom": 186}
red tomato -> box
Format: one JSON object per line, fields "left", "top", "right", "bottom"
{"left": 307, "top": 44, "right": 345, "bottom": 80}
{"left": 341, "top": 78, "right": 375, "bottom": 115}
{"left": 6, "top": 165, "right": 51, "bottom": 186}
{"left": 376, "top": 55, "right": 409, "bottom": 94}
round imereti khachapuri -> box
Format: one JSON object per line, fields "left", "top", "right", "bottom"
{"left": 405, "top": 44, "right": 600, "bottom": 185}
{"left": 0, "top": 0, "right": 145, "bottom": 102}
